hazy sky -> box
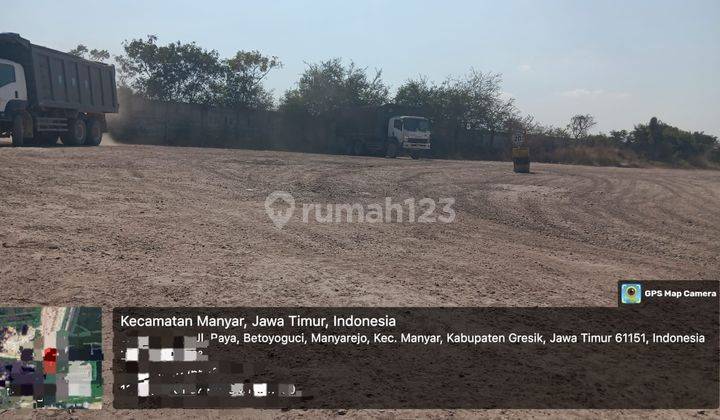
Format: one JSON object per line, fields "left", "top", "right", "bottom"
{"left": 3, "top": 0, "right": 719, "bottom": 135}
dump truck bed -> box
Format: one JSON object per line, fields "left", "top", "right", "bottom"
{"left": 0, "top": 33, "right": 118, "bottom": 114}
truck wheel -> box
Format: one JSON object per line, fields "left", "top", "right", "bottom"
{"left": 386, "top": 140, "right": 399, "bottom": 158}
{"left": 410, "top": 151, "right": 420, "bottom": 160}
{"left": 61, "top": 118, "right": 87, "bottom": 146}
{"left": 11, "top": 115, "right": 24, "bottom": 147}
{"left": 85, "top": 119, "right": 103, "bottom": 146}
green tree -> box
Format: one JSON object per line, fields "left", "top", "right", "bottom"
{"left": 116, "top": 36, "right": 281, "bottom": 109}
{"left": 609, "top": 129, "right": 629, "bottom": 145}
{"left": 115, "top": 35, "right": 224, "bottom": 104}
{"left": 217, "top": 50, "right": 282, "bottom": 110}
{"left": 395, "top": 70, "right": 518, "bottom": 131}
{"left": 628, "top": 117, "right": 718, "bottom": 163}
{"left": 280, "top": 58, "right": 389, "bottom": 115}
{"left": 395, "top": 77, "right": 436, "bottom": 110}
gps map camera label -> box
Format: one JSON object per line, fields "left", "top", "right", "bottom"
{"left": 621, "top": 283, "right": 642, "bottom": 304}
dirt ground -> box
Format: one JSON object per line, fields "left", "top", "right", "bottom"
{"left": 0, "top": 140, "right": 718, "bottom": 418}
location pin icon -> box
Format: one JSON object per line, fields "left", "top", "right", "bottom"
{"left": 265, "top": 191, "right": 295, "bottom": 229}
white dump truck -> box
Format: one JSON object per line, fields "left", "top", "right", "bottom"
{"left": 0, "top": 33, "right": 118, "bottom": 146}
{"left": 336, "top": 104, "right": 431, "bottom": 159}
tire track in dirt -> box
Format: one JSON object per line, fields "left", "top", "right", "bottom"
{"left": 0, "top": 144, "right": 718, "bottom": 418}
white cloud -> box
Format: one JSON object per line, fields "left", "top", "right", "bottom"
{"left": 518, "top": 64, "right": 532, "bottom": 72}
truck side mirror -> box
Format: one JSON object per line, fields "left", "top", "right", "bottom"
{"left": 15, "top": 91, "right": 18, "bottom": 99}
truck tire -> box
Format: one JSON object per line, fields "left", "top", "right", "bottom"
{"left": 61, "top": 118, "right": 87, "bottom": 146}
{"left": 11, "top": 115, "right": 24, "bottom": 147}
{"left": 410, "top": 151, "right": 420, "bottom": 160}
{"left": 386, "top": 140, "right": 399, "bottom": 158}
{"left": 85, "top": 119, "right": 103, "bottom": 146}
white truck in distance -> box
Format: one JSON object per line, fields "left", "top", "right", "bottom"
{"left": 336, "top": 104, "right": 432, "bottom": 159}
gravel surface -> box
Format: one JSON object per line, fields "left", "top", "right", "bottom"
{"left": 0, "top": 141, "right": 718, "bottom": 418}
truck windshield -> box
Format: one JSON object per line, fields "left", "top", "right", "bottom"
{"left": 403, "top": 118, "right": 430, "bottom": 132}
{"left": 0, "top": 64, "right": 16, "bottom": 88}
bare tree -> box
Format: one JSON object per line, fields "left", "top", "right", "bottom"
{"left": 68, "top": 44, "right": 110, "bottom": 62}
{"left": 567, "top": 114, "right": 597, "bottom": 139}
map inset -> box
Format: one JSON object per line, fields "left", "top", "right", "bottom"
{"left": 0, "top": 307, "right": 102, "bottom": 409}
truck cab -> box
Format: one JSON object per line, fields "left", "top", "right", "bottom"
{"left": 0, "top": 58, "right": 27, "bottom": 119}
{"left": 388, "top": 116, "right": 431, "bottom": 153}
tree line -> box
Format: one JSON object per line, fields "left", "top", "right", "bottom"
{"left": 68, "top": 35, "right": 531, "bottom": 129}
{"left": 71, "top": 36, "right": 281, "bottom": 110}
{"left": 69, "top": 36, "right": 719, "bottom": 167}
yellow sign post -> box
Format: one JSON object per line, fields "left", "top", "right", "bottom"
{"left": 511, "top": 133, "right": 530, "bottom": 173}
